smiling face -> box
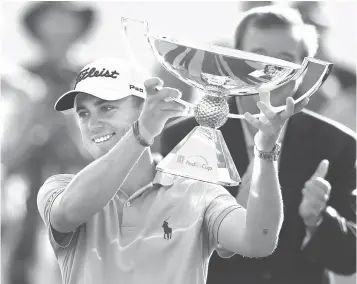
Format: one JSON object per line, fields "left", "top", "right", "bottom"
{"left": 74, "top": 93, "right": 143, "bottom": 159}
{"left": 240, "top": 25, "right": 304, "bottom": 111}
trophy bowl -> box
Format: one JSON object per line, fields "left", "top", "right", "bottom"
{"left": 121, "top": 17, "right": 333, "bottom": 186}
{"left": 148, "top": 35, "right": 301, "bottom": 97}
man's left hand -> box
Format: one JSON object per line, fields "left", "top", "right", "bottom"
{"left": 244, "top": 91, "right": 309, "bottom": 151}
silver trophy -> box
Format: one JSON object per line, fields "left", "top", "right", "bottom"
{"left": 121, "top": 17, "right": 333, "bottom": 186}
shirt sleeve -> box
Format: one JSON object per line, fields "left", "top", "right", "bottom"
{"left": 37, "top": 174, "right": 77, "bottom": 250}
{"left": 203, "top": 183, "right": 243, "bottom": 258}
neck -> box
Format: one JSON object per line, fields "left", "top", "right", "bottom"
{"left": 120, "top": 148, "right": 156, "bottom": 197}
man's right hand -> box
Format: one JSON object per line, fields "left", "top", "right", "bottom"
{"left": 138, "top": 77, "right": 188, "bottom": 141}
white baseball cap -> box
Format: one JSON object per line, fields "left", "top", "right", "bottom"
{"left": 54, "top": 58, "right": 146, "bottom": 111}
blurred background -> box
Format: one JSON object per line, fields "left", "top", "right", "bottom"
{"left": 1, "top": 1, "right": 356, "bottom": 284}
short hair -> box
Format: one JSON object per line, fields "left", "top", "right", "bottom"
{"left": 234, "top": 5, "right": 319, "bottom": 59}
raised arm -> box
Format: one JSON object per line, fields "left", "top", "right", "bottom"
{"left": 217, "top": 93, "right": 309, "bottom": 257}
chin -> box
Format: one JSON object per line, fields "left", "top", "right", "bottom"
{"left": 85, "top": 143, "right": 113, "bottom": 160}
{"left": 87, "top": 147, "right": 106, "bottom": 160}
{"left": 97, "top": 142, "right": 116, "bottom": 155}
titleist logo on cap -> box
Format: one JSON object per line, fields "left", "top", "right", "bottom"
{"left": 75, "top": 67, "right": 120, "bottom": 86}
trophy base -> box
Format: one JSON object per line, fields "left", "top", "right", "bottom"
{"left": 156, "top": 126, "right": 241, "bottom": 186}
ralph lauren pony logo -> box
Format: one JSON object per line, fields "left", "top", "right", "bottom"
{"left": 75, "top": 67, "right": 120, "bottom": 87}
{"left": 162, "top": 216, "right": 172, "bottom": 240}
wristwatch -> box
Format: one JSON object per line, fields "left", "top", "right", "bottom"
{"left": 254, "top": 143, "right": 281, "bottom": 161}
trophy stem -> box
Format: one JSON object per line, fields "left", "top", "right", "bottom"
{"left": 156, "top": 126, "right": 241, "bottom": 186}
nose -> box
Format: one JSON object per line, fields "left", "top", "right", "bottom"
{"left": 88, "top": 113, "right": 104, "bottom": 130}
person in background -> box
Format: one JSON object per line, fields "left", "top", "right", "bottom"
{"left": 1, "top": 61, "right": 48, "bottom": 284}
{"left": 6, "top": 2, "right": 97, "bottom": 284}
{"left": 160, "top": 5, "right": 356, "bottom": 284}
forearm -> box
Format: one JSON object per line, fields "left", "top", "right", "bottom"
{"left": 244, "top": 157, "right": 284, "bottom": 255}
{"left": 60, "top": 128, "right": 147, "bottom": 224}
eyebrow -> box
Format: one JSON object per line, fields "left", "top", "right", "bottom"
{"left": 75, "top": 98, "right": 109, "bottom": 113}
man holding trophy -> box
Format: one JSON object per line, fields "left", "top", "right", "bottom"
{"left": 161, "top": 5, "right": 356, "bottom": 284}
{"left": 37, "top": 56, "right": 308, "bottom": 284}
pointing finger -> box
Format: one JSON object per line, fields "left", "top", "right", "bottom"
{"left": 311, "top": 160, "right": 329, "bottom": 180}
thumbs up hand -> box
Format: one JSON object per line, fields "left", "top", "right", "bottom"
{"left": 299, "top": 160, "right": 332, "bottom": 228}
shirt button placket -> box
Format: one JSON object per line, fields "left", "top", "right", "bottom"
{"left": 122, "top": 200, "right": 132, "bottom": 228}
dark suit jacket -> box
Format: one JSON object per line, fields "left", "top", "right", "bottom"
{"left": 160, "top": 103, "right": 356, "bottom": 284}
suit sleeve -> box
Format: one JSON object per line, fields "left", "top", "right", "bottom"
{"left": 302, "top": 135, "right": 356, "bottom": 275}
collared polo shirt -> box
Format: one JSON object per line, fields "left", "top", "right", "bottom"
{"left": 37, "top": 171, "right": 242, "bottom": 284}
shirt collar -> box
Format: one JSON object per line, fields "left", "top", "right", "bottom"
{"left": 124, "top": 171, "right": 175, "bottom": 201}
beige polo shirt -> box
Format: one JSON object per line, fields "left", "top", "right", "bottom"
{"left": 37, "top": 171, "right": 242, "bottom": 284}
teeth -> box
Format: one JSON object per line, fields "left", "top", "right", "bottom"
{"left": 93, "top": 134, "right": 114, "bottom": 143}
